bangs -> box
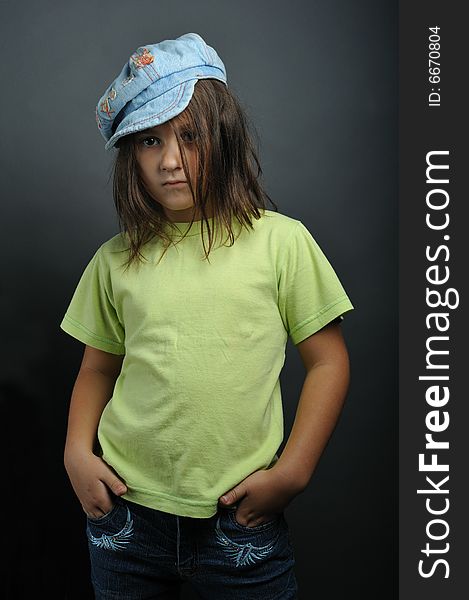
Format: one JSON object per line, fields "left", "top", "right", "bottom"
{"left": 171, "top": 109, "right": 193, "bottom": 130}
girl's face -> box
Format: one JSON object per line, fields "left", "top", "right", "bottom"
{"left": 135, "top": 120, "right": 201, "bottom": 222}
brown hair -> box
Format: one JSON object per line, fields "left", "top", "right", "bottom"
{"left": 111, "top": 79, "right": 278, "bottom": 271}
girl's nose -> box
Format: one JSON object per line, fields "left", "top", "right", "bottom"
{"left": 160, "top": 138, "right": 182, "bottom": 171}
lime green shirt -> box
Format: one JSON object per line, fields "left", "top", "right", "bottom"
{"left": 60, "top": 209, "right": 354, "bottom": 517}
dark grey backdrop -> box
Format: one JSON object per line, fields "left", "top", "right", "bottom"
{"left": 1, "top": 1, "right": 397, "bottom": 598}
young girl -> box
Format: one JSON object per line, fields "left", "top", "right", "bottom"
{"left": 61, "top": 32, "right": 354, "bottom": 599}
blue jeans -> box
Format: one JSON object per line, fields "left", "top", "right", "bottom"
{"left": 86, "top": 496, "right": 298, "bottom": 599}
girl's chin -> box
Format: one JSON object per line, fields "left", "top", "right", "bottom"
{"left": 152, "top": 199, "right": 195, "bottom": 211}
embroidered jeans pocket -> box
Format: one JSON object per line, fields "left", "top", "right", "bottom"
{"left": 214, "top": 508, "right": 282, "bottom": 568}
{"left": 86, "top": 500, "right": 134, "bottom": 552}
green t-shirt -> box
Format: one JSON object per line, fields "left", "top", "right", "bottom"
{"left": 60, "top": 209, "right": 354, "bottom": 518}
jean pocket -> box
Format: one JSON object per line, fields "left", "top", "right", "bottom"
{"left": 86, "top": 499, "right": 121, "bottom": 525}
{"left": 86, "top": 499, "right": 134, "bottom": 552}
{"left": 227, "top": 507, "right": 282, "bottom": 532}
{"left": 215, "top": 508, "right": 283, "bottom": 569}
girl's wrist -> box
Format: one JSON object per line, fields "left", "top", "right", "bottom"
{"left": 64, "top": 443, "right": 95, "bottom": 466}
{"left": 269, "top": 461, "right": 309, "bottom": 495}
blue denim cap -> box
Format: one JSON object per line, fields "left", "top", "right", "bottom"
{"left": 96, "top": 33, "right": 227, "bottom": 150}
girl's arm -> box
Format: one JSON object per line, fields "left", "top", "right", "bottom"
{"left": 273, "top": 319, "right": 351, "bottom": 489}
{"left": 218, "top": 320, "right": 351, "bottom": 526}
{"left": 64, "top": 345, "right": 127, "bottom": 519}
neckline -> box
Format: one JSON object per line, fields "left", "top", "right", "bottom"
{"left": 163, "top": 216, "right": 217, "bottom": 238}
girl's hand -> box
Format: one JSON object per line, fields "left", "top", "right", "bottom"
{"left": 218, "top": 467, "right": 304, "bottom": 528}
{"left": 64, "top": 450, "right": 127, "bottom": 519}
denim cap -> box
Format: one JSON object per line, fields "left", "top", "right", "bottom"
{"left": 96, "top": 32, "right": 227, "bottom": 150}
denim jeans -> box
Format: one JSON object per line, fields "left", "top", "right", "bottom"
{"left": 86, "top": 496, "right": 298, "bottom": 599}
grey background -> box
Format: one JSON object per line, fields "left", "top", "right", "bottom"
{"left": 1, "top": 0, "right": 397, "bottom": 597}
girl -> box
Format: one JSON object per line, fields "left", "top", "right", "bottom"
{"left": 61, "top": 32, "right": 354, "bottom": 599}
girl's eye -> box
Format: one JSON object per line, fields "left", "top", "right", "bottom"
{"left": 181, "top": 130, "right": 196, "bottom": 143}
{"left": 141, "top": 136, "right": 160, "bottom": 147}
{"left": 139, "top": 131, "right": 195, "bottom": 147}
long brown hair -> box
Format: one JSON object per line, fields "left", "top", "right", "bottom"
{"left": 111, "top": 79, "right": 278, "bottom": 270}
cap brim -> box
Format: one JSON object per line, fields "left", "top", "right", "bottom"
{"left": 105, "top": 79, "right": 197, "bottom": 150}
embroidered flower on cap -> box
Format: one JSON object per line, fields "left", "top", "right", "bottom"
{"left": 129, "top": 47, "right": 160, "bottom": 82}
{"left": 99, "top": 96, "right": 115, "bottom": 119}
{"left": 130, "top": 47, "right": 154, "bottom": 69}
{"left": 98, "top": 88, "right": 118, "bottom": 119}
{"left": 121, "top": 74, "right": 135, "bottom": 87}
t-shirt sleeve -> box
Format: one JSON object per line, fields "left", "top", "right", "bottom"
{"left": 278, "top": 221, "right": 354, "bottom": 345}
{"left": 59, "top": 246, "right": 125, "bottom": 355}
